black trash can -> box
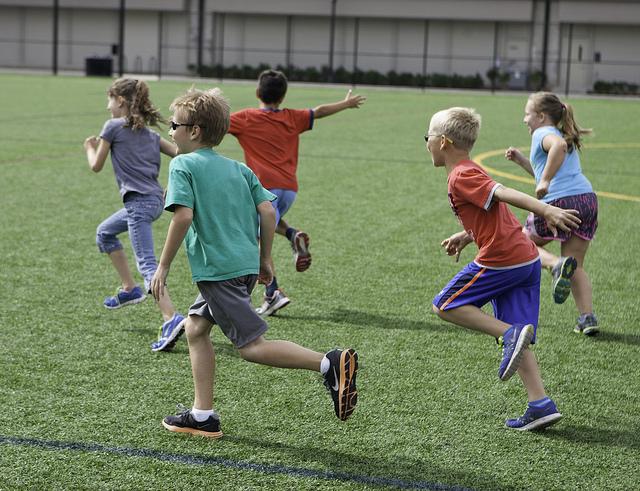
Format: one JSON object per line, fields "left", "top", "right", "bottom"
{"left": 85, "top": 57, "right": 113, "bottom": 77}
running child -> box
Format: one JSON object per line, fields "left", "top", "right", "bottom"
{"left": 83, "top": 78, "right": 185, "bottom": 352}
{"left": 427, "top": 107, "right": 580, "bottom": 430}
{"left": 505, "top": 92, "right": 599, "bottom": 335}
{"left": 228, "top": 69, "right": 366, "bottom": 316}
{"left": 150, "top": 87, "right": 358, "bottom": 437}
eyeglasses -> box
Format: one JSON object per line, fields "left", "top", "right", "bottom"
{"left": 424, "top": 134, "right": 454, "bottom": 144}
{"left": 169, "top": 120, "right": 206, "bottom": 130}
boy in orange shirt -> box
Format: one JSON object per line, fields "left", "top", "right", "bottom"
{"left": 229, "top": 69, "right": 366, "bottom": 316}
{"left": 427, "top": 107, "right": 580, "bottom": 430}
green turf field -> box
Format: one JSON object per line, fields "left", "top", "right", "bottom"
{"left": 1, "top": 74, "right": 638, "bottom": 490}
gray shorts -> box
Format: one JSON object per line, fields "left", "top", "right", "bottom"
{"left": 189, "top": 275, "right": 268, "bottom": 348}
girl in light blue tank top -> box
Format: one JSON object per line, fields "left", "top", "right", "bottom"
{"left": 505, "top": 92, "right": 599, "bottom": 336}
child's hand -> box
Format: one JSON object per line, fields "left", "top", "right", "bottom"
{"left": 258, "top": 257, "right": 274, "bottom": 286}
{"left": 344, "top": 89, "right": 366, "bottom": 109}
{"left": 542, "top": 205, "right": 581, "bottom": 236}
{"left": 151, "top": 265, "right": 170, "bottom": 301}
{"left": 84, "top": 136, "right": 99, "bottom": 150}
{"left": 505, "top": 146, "right": 524, "bottom": 163}
{"left": 440, "top": 231, "right": 471, "bottom": 262}
{"left": 535, "top": 179, "right": 550, "bottom": 199}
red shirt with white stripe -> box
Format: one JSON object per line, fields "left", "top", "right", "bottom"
{"left": 447, "top": 160, "right": 538, "bottom": 268}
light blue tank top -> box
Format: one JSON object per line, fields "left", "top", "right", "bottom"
{"left": 529, "top": 126, "right": 593, "bottom": 203}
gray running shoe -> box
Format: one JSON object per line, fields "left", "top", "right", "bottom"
{"left": 551, "top": 256, "right": 577, "bottom": 304}
{"left": 256, "top": 289, "right": 290, "bottom": 317}
{"left": 574, "top": 313, "right": 599, "bottom": 336}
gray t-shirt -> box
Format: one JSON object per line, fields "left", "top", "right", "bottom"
{"left": 100, "top": 117, "right": 164, "bottom": 200}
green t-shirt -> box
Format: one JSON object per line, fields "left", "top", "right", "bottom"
{"left": 165, "top": 148, "right": 275, "bottom": 282}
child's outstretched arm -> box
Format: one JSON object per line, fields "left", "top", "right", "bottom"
{"left": 159, "top": 137, "right": 178, "bottom": 158}
{"left": 151, "top": 205, "right": 193, "bottom": 300}
{"left": 83, "top": 136, "right": 110, "bottom": 172}
{"left": 313, "top": 89, "right": 366, "bottom": 119}
{"left": 536, "top": 134, "right": 567, "bottom": 199}
{"left": 505, "top": 147, "right": 534, "bottom": 177}
{"left": 493, "top": 185, "right": 580, "bottom": 236}
{"left": 256, "top": 201, "right": 276, "bottom": 286}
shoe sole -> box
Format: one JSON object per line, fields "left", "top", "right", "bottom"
{"left": 257, "top": 296, "right": 290, "bottom": 317}
{"left": 104, "top": 294, "right": 147, "bottom": 310}
{"left": 338, "top": 349, "right": 358, "bottom": 421}
{"left": 293, "top": 232, "right": 311, "bottom": 272}
{"left": 552, "top": 257, "right": 577, "bottom": 304}
{"left": 575, "top": 325, "right": 599, "bottom": 336}
{"left": 500, "top": 325, "right": 534, "bottom": 382}
{"left": 509, "top": 412, "right": 563, "bottom": 431}
{"left": 162, "top": 420, "right": 223, "bottom": 438}
{"left": 151, "top": 318, "right": 186, "bottom": 352}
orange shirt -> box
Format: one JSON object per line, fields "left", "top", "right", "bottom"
{"left": 229, "top": 108, "right": 313, "bottom": 191}
{"left": 448, "top": 160, "right": 538, "bottom": 268}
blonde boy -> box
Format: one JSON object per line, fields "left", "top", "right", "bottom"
{"left": 150, "top": 88, "right": 358, "bottom": 437}
{"left": 426, "top": 107, "right": 579, "bottom": 430}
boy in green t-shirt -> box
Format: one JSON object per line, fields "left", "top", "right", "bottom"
{"left": 150, "top": 87, "right": 358, "bottom": 437}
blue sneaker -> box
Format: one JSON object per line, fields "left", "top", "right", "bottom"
{"left": 497, "top": 324, "right": 534, "bottom": 381}
{"left": 551, "top": 256, "right": 577, "bottom": 304}
{"left": 506, "top": 400, "right": 563, "bottom": 431}
{"left": 151, "top": 314, "right": 185, "bottom": 352}
{"left": 103, "top": 286, "right": 146, "bottom": 309}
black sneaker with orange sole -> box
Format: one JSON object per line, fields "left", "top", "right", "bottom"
{"left": 323, "top": 348, "right": 358, "bottom": 421}
{"left": 162, "top": 405, "right": 223, "bottom": 438}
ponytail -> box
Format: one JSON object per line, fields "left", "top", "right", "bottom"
{"left": 528, "top": 92, "right": 592, "bottom": 151}
{"left": 108, "top": 78, "right": 167, "bottom": 130}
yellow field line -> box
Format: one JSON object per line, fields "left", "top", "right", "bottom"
{"left": 473, "top": 144, "right": 640, "bottom": 202}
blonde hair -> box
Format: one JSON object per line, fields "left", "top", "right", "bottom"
{"left": 528, "top": 92, "right": 592, "bottom": 151}
{"left": 430, "top": 107, "right": 481, "bottom": 151}
{"left": 108, "top": 78, "right": 165, "bottom": 130}
{"left": 169, "top": 87, "right": 229, "bottom": 146}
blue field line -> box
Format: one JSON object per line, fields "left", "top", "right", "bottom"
{"left": 0, "top": 435, "right": 473, "bottom": 490}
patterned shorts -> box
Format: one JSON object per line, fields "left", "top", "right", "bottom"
{"left": 524, "top": 192, "right": 598, "bottom": 242}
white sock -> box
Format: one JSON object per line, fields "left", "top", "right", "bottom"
{"left": 320, "top": 355, "right": 330, "bottom": 375}
{"left": 191, "top": 408, "right": 215, "bottom": 422}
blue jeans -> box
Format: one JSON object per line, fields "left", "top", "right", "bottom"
{"left": 96, "top": 194, "right": 164, "bottom": 291}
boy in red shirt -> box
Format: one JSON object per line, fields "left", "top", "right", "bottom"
{"left": 427, "top": 107, "right": 580, "bottom": 430}
{"left": 229, "top": 69, "right": 366, "bottom": 316}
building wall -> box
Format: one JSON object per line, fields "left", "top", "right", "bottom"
{"left": 0, "top": 0, "right": 639, "bottom": 92}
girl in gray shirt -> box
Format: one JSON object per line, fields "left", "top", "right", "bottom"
{"left": 83, "top": 78, "right": 185, "bottom": 352}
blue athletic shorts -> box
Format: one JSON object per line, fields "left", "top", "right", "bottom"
{"left": 269, "top": 188, "right": 297, "bottom": 224}
{"left": 433, "top": 260, "right": 542, "bottom": 342}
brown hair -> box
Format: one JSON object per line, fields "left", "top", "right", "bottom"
{"left": 169, "top": 87, "right": 230, "bottom": 146}
{"left": 528, "top": 92, "right": 592, "bottom": 151}
{"left": 257, "top": 69, "right": 288, "bottom": 104}
{"left": 108, "top": 78, "right": 166, "bottom": 130}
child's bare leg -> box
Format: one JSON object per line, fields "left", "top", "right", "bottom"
{"left": 570, "top": 268, "right": 593, "bottom": 314}
{"left": 536, "top": 246, "right": 558, "bottom": 271}
{"left": 238, "top": 336, "right": 323, "bottom": 371}
{"left": 276, "top": 219, "right": 289, "bottom": 236}
{"left": 185, "top": 315, "right": 216, "bottom": 410}
{"left": 108, "top": 249, "right": 136, "bottom": 291}
{"left": 433, "top": 304, "right": 508, "bottom": 338}
{"left": 156, "top": 287, "right": 177, "bottom": 321}
{"left": 561, "top": 235, "right": 593, "bottom": 314}
{"left": 517, "top": 350, "right": 546, "bottom": 401}
{"left": 526, "top": 233, "right": 556, "bottom": 270}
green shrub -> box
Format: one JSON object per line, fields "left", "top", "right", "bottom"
{"left": 191, "top": 63, "right": 485, "bottom": 89}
